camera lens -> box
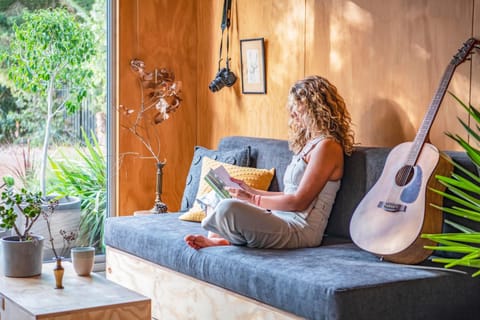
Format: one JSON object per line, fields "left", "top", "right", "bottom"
{"left": 209, "top": 77, "right": 225, "bottom": 92}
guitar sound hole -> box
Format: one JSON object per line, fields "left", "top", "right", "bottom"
{"left": 395, "top": 165, "right": 414, "bottom": 186}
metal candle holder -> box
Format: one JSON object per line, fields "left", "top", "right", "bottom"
{"left": 151, "top": 161, "right": 167, "bottom": 213}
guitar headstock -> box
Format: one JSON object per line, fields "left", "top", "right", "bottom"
{"left": 452, "top": 37, "right": 480, "bottom": 66}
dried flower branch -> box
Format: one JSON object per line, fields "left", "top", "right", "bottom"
{"left": 43, "top": 200, "right": 78, "bottom": 260}
{"left": 119, "top": 59, "right": 182, "bottom": 163}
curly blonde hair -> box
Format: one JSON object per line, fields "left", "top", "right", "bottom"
{"left": 287, "top": 75, "right": 354, "bottom": 155}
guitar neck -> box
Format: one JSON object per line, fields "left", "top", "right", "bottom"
{"left": 407, "top": 37, "right": 480, "bottom": 166}
{"left": 407, "top": 63, "right": 456, "bottom": 166}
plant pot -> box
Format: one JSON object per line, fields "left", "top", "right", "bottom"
{"left": 1, "top": 235, "right": 44, "bottom": 277}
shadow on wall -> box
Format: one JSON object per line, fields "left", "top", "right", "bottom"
{"left": 360, "top": 98, "right": 416, "bottom": 147}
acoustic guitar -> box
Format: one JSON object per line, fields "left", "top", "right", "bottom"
{"left": 349, "top": 37, "right": 480, "bottom": 264}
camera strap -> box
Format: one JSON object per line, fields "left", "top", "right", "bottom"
{"left": 217, "top": 0, "right": 233, "bottom": 71}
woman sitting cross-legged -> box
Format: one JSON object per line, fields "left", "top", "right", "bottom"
{"left": 185, "top": 75, "right": 355, "bottom": 250}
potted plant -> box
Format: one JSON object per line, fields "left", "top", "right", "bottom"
{"left": 422, "top": 92, "right": 480, "bottom": 276}
{"left": 0, "top": 176, "right": 51, "bottom": 277}
{"left": 2, "top": 8, "right": 96, "bottom": 249}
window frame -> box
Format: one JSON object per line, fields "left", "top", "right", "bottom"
{"left": 106, "top": 0, "right": 117, "bottom": 219}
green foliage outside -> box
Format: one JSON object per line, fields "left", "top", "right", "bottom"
{"left": 48, "top": 130, "right": 106, "bottom": 253}
{"left": 0, "top": 84, "right": 17, "bottom": 142}
{"left": 0, "top": 0, "right": 106, "bottom": 145}
{"left": 0, "top": 1, "right": 16, "bottom": 11}
{"left": 422, "top": 93, "right": 480, "bottom": 277}
{"left": 0, "top": 1, "right": 107, "bottom": 255}
{"left": 4, "top": 7, "right": 96, "bottom": 195}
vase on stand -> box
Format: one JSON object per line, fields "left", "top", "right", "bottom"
{"left": 151, "top": 161, "right": 168, "bottom": 213}
{"left": 53, "top": 258, "right": 64, "bottom": 289}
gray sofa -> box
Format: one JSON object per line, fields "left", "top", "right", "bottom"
{"left": 104, "top": 136, "right": 480, "bottom": 320}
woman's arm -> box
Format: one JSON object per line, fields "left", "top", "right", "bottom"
{"left": 229, "top": 177, "right": 283, "bottom": 196}
{"left": 229, "top": 139, "right": 343, "bottom": 211}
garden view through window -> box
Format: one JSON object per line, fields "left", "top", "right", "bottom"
{"left": 0, "top": 0, "right": 108, "bottom": 261}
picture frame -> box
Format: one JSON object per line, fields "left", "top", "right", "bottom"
{"left": 240, "top": 38, "right": 266, "bottom": 94}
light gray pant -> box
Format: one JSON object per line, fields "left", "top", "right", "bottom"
{"left": 201, "top": 199, "right": 325, "bottom": 249}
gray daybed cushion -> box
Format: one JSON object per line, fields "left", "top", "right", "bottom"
{"left": 104, "top": 213, "right": 480, "bottom": 320}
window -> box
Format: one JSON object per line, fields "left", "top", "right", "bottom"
{"left": 0, "top": 0, "right": 110, "bottom": 263}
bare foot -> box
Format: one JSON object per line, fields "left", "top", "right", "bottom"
{"left": 184, "top": 234, "right": 230, "bottom": 250}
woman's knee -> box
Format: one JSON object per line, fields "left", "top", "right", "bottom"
{"left": 215, "top": 199, "right": 244, "bottom": 220}
{"left": 201, "top": 199, "right": 238, "bottom": 229}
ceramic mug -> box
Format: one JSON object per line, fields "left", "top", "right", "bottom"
{"left": 71, "top": 246, "right": 95, "bottom": 276}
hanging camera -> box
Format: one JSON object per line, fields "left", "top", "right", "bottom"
{"left": 209, "top": 0, "right": 236, "bottom": 93}
{"left": 209, "top": 61, "right": 237, "bottom": 92}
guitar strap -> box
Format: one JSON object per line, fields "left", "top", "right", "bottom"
{"left": 216, "top": 0, "right": 233, "bottom": 72}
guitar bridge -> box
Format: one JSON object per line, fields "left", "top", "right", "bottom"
{"left": 378, "top": 201, "right": 407, "bottom": 212}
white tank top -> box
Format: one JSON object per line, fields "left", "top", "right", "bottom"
{"left": 274, "top": 136, "right": 341, "bottom": 220}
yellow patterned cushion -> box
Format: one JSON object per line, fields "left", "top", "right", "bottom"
{"left": 179, "top": 157, "right": 275, "bottom": 222}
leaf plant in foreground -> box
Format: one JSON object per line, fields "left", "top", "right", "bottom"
{"left": 422, "top": 92, "right": 480, "bottom": 277}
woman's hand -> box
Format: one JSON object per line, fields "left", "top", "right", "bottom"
{"left": 230, "top": 177, "right": 256, "bottom": 194}
{"left": 226, "top": 187, "right": 253, "bottom": 202}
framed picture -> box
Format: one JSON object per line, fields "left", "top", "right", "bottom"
{"left": 240, "top": 38, "right": 266, "bottom": 94}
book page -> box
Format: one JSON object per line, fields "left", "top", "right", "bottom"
{"left": 212, "top": 165, "right": 241, "bottom": 189}
{"left": 204, "top": 168, "right": 230, "bottom": 199}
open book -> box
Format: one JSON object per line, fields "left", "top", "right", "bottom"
{"left": 204, "top": 165, "right": 241, "bottom": 200}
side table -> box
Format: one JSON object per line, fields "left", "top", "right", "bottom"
{"left": 0, "top": 261, "right": 151, "bottom": 320}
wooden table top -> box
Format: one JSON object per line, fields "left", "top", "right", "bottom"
{"left": 0, "top": 261, "right": 150, "bottom": 316}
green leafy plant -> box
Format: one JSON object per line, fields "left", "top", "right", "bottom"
{"left": 0, "top": 176, "right": 48, "bottom": 241}
{"left": 0, "top": 175, "right": 78, "bottom": 262}
{"left": 422, "top": 92, "right": 480, "bottom": 276}
{"left": 3, "top": 7, "right": 96, "bottom": 195}
{"left": 48, "top": 129, "right": 106, "bottom": 252}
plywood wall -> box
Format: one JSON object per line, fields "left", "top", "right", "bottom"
{"left": 197, "top": 0, "right": 305, "bottom": 147}
{"left": 196, "top": 0, "right": 477, "bottom": 149}
{"left": 306, "top": 0, "right": 474, "bottom": 148}
{"left": 117, "top": 0, "right": 197, "bottom": 215}
{"left": 117, "top": 0, "right": 479, "bottom": 215}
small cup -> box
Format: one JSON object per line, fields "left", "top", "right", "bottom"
{"left": 71, "top": 246, "right": 95, "bottom": 276}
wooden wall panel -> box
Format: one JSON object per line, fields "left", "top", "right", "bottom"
{"left": 117, "top": 0, "right": 197, "bottom": 215}
{"left": 306, "top": 0, "right": 473, "bottom": 149}
{"left": 196, "top": 0, "right": 305, "bottom": 148}
{"left": 117, "top": 0, "right": 479, "bottom": 215}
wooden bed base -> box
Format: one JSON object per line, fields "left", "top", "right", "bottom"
{"left": 106, "top": 246, "right": 302, "bottom": 320}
